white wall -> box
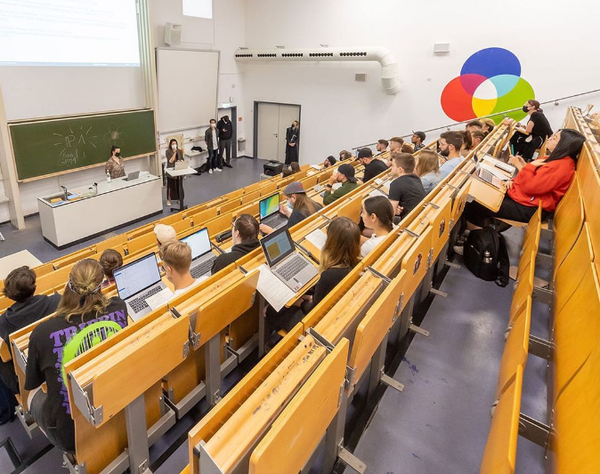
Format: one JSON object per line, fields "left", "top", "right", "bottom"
{"left": 241, "top": 0, "right": 600, "bottom": 163}
{"left": 150, "top": 0, "right": 247, "bottom": 165}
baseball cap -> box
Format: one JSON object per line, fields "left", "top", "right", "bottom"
{"left": 357, "top": 148, "right": 373, "bottom": 159}
{"left": 154, "top": 224, "right": 176, "bottom": 245}
{"left": 338, "top": 164, "right": 357, "bottom": 183}
{"left": 283, "top": 181, "right": 306, "bottom": 195}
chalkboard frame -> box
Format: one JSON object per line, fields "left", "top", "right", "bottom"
{"left": 8, "top": 108, "right": 158, "bottom": 182}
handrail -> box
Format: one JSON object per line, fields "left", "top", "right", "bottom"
{"left": 352, "top": 87, "right": 600, "bottom": 150}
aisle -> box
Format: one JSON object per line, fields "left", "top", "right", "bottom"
{"left": 351, "top": 263, "right": 547, "bottom": 474}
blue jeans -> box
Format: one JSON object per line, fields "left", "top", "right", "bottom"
{"left": 208, "top": 148, "right": 221, "bottom": 170}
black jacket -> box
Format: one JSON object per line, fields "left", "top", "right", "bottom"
{"left": 0, "top": 293, "right": 60, "bottom": 393}
{"left": 211, "top": 239, "right": 260, "bottom": 274}
{"left": 217, "top": 118, "right": 233, "bottom": 140}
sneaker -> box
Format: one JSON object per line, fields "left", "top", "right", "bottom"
{"left": 209, "top": 169, "right": 213, "bottom": 174}
{"left": 216, "top": 168, "right": 223, "bottom": 172}
{"left": 453, "top": 244, "right": 464, "bottom": 256}
{"left": 166, "top": 200, "right": 171, "bottom": 206}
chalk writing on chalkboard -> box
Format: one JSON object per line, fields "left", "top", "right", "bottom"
{"left": 103, "top": 124, "right": 128, "bottom": 143}
{"left": 53, "top": 125, "right": 99, "bottom": 168}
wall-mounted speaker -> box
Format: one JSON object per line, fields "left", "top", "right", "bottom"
{"left": 433, "top": 43, "right": 450, "bottom": 55}
{"left": 165, "top": 23, "right": 182, "bottom": 46}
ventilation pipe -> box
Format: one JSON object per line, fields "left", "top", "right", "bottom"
{"left": 235, "top": 47, "right": 400, "bottom": 95}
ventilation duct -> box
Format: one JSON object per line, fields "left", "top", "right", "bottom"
{"left": 234, "top": 47, "right": 400, "bottom": 95}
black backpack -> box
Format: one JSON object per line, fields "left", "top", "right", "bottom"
{"left": 463, "top": 227, "right": 509, "bottom": 287}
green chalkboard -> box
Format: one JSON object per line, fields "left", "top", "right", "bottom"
{"left": 9, "top": 109, "right": 157, "bottom": 181}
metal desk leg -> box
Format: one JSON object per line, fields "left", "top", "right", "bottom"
{"left": 125, "top": 395, "right": 152, "bottom": 474}
{"left": 205, "top": 334, "right": 222, "bottom": 406}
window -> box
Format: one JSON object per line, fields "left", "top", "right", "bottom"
{"left": 182, "top": 0, "right": 213, "bottom": 19}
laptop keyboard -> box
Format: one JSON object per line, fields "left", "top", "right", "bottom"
{"left": 191, "top": 255, "right": 217, "bottom": 279}
{"left": 277, "top": 255, "right": 310, "bottom": 281}
{"left": 129, "top": 285, "right": 163, "bottom": 313}
{"left": 264, "top": 214, "right": 288, "bottom": 229}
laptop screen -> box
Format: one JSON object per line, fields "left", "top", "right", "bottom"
{"left": 259, "top": 194, "right": 280, "bottom": 219}
{"left": 261, "top": 227, "right": 295, "bottom": 266}
{"left": 113, "top": 253, "right": 161, "bottom": 300}
{"left": 181, "top": 228, "right": 211, "bottom": 259}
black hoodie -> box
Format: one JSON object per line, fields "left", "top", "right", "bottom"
{"left": 0, "top": 293, "right": 60, "bottom": 393}
{"left": 211, "top": 239, "right": 260, "bottom": 275}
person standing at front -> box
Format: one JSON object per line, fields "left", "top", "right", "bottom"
{"left": 217, "top": 115, "right": 233, "bottom": 168}
{"left": 204, "top": 119, "right": 221, "bottom": 174}
{"left": 285, "top": 120, "right": 300, "bottom": 164}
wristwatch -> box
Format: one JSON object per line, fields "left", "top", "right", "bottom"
{"left": 326, "top": 184, "right": 333, "bottom": 188}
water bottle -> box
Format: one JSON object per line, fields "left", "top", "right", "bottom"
{"left": 483, "top": 250, "right": 492, "bottom": 264}
{"left": 106, "top": 170, "right": 111, "bottom": 183}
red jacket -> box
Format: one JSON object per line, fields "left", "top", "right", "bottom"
{"left": 507, "top": 157, "right": 575, "bottom": 212}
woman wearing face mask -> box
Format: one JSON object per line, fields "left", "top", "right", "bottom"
{"left": 259, "top": 181, "right": 322, "bottom": 235}
{"left": 165, "top": 138, "right": 184, "bottom": 206}
{"left": 105, "top": 145, "right": 126, "bottom": 179}
{"left": 285, "top": 120, "right": 300, "bottom": 165}
{"left": 509, "top": 100, "right": 554, "bottom": 162}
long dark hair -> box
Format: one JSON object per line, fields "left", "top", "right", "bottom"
{"left": 110, "top": 145, "right": 121, "bottom": 156}
{"left": 363, "top": 196, "right": 394, "bottom": 232}
{"left": 169, "top": 138, "right": 178, "bottom": 148}
{"left": 546, "top": 129, "right": 586, "bottom": 163}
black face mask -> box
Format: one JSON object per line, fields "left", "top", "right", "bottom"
{"left": 522, "top": 105, "right": 529, "bottom": 113}
{"left": 115, "top": 152, "right": 121, "bottom": 157}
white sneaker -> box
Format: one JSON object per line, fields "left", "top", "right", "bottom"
{"left": 209, "top": 169, "right": 213, "bottom": 174}
{"left": 453, "top": 244, "right": 464, "bottom": 256}
{"left": 216, "top": 168, "right": 222, "bottom": 172}
{"left": 166, "top": 200, "right": 171, "bottom": 206}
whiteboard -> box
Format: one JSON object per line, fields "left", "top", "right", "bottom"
{"left": 156, "top": 48, "right": 219, "bottom": 133}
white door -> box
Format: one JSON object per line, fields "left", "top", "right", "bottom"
{"left": 257, "top": 103, "right": 300, "bottom": 162}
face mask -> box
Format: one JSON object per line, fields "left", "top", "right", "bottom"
{"left": 287, "top": 201, "right": 294, "bottom": 211}
{"left": 171, "top": 144, "right": 177, "bottom": 150}
{"left": 522, "top": 105, "right": 529, "bottom": 113}
{"left": 115, "top": 152, "right": 121, "bottom": 157}
{"left": 211, "top": 123, "right": 216, "bottom": 128}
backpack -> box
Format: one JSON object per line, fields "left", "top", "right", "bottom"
{"left": 463, "top": 227, "right": 509, "bottom": 287}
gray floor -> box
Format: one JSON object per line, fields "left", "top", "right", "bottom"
{"left": 351, "top": 259, "right": 548, "bottom": 474}
{"left": 0, "top": 157, "right": 267, "bottom": 262}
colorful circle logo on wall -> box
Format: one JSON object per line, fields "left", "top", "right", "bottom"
{"left": 440, "top": 48, "right": 535, "bottom": 124}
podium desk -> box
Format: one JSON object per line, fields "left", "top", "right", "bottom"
{"left": 166, "top": 166, "right": 197, "bottom": 212}
{"left": 38, "top": 173, "right": 163, "bottom": 249}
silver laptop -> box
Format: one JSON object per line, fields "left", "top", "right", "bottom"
{"left": 260, "top": 228, "right": 318, "bottom": 292}
{"left": 181, "top": 227, "right": 218, "bottom": 279}
{"left": 174, "top": 160, "right": 188, "bottom": 171}
{"left": 124, "top": 171, "right": 140, "bottom": 181}
{"left": 113, "top": 253, "right": 166, "bottom": 321}
{"left": 259, "top": 193, "right": 288, "bottom": 230}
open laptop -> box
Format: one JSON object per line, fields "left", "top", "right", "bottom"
{"left": 260, "top": 227, "right": 318, "bottom": 292}
{"left": 124, "top": 171, "right": 140, "bottom": 181}
{"left": 259, "top": 193, "right": 289, "bottom": 230}
{"left": 181, "top": 227, "right": 218, "bottom": 279}
{"left": 113, "top": 253, "right": 166, "bottom": 321}
{"left": 174, "top": 160, "right": 188, "bottom": 171}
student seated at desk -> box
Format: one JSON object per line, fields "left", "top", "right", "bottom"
{"left": 160, "top": 240, "right": 205, "bottom": 297}
{"left": 358, "top": 148, "right": 388, "bottom": 183}
{"left": 266, "top": 217, "right": 361, "bottom": 333}
{"left": 462, "top": 129, "right": 585, "bottom": 228}
{"left": 416, "top": 150, "right": 443, "bottom": 194}
{"left": 282, "top": 162, "right": 301, "bottom": 177}
{"left": 360, "top": 197, "right": 395, "bottom": 257}
{"left": 438, "top": 131, "right": 464, "bottom": 177}
{"left": 25, "top": 260, "right": 128, "bottom": 453}
{"left": 212, "top": 214, "right": 260, "bottom": 274}
{"left": 323, "top": 164, "right": 359, "bottom": 205}
{"left": 260, "top": 182, "right": 322, "bottom": 235}
{"left": 323, "top": 155, "right": 337, "bottom": 168}
{"left": 0, "top": 267, "right": 60, "bottom": 398}
{"left": 411, "top": 131, "right": 426, "bottom": 151}
{"left": 339, "top": 150, "right": 353, "bottom": 162}
{"left": 99, "top": 249, "right": 123, "bottom": 289}
{"left": 388, "top": 152, "right": 426, "bottom": 220}
{"left": 154, "top": 223, "right": 177, "bottom": 248}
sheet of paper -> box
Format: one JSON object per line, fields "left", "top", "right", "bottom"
{"left": 256, "top": 264, "right": 296, "bottom": 312}
{"left": 332, "top": 182, "right": 342, "bottom": 191}
{"left": 305, "top": 228, "right": 327, "bottom": 250}
{"left": 369, "top": 188, "right": 387, "bottom": 198}
{"left": 307, "top": 170, "right": 316, "bottom": 176}
{"left": 313, "top": 184, "right": 325, "bottom": 192}
{"left": 374, "top": 178, "right": 385, "bottom": 185}
{"left": 146, "top": 287, "right": 174, "bottom": 311}
{"left": 311, "top": 164, "right": 322, "bottom": 170}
